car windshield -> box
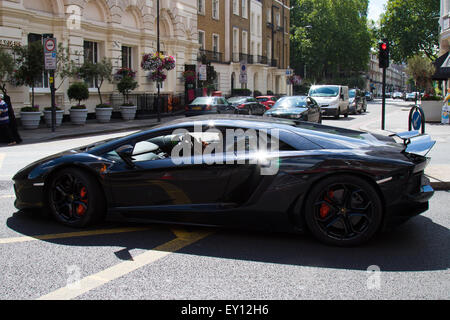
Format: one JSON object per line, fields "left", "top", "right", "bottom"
{"left": 272, "top": 97, "right": 307, "bottom": 109}
{"left": 190, "top": 97, "right": 216, "bottom": 105}
{"left": 309, "top": 86, "right": 339, "bottom": 97}
{"left": 257, "top": 98, "right": 268, "bottom": 102}
{"left": 349, "top": 90, "right": 356, "bottom": 98}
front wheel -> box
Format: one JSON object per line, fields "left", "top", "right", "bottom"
{"left": 47, "top": 168, "right": 105, "bottom": 227}
{"left": 304, "top": 175, "right": 383, "bottom": 246}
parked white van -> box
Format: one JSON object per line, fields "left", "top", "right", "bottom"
{"left": 308, "top": 85, "right": 349, "bottom": 119}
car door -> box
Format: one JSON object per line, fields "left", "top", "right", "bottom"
{"left": 306, "top": 97, "right": 320, "bottom": 122}
{"left": 104, "top": 127, "right": 235, "bottom": 210}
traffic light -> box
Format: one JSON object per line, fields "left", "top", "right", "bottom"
{"left": 379, "top": 40, "right": 389, "bottom": 69}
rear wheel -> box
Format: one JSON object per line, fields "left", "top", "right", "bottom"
{"left": 47, "top": 168, "right": 105, "bottom": 227}
{"left": 304, "top": 175, "right": 383, "bottom": 246}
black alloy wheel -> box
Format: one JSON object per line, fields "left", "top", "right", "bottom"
{"left": 304, "top": 175, "right": 383, "bottom": 246}
{"left": 48, "top": 168, "right": 105, "bottom": 227}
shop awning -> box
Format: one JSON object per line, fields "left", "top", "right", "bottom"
{"left": 432, "top": 52, "right": 450, "bottom": 80}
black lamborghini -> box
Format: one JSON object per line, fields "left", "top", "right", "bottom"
{"left": 13, "top": 115, "right": 435, "bottom": 246}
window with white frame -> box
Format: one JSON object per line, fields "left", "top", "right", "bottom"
{"left": 267, "top": 9, "right": 271, "bottom": 23}
{"left": 212, "top": 34, "right": 219, "bottom": 53}
{"left": 276, "top": 12, "right": 280, "bottom": 27}
{"left": 233, "top": 0, "right": 239, "bottom": 15}
{"left": 233, "top": 27, "right": 239, "bottom": 60}
{"left": 28, "top": 33, "right": 49, "bottom": 90}
{"left": 198, "top": 30, "right": 205, "bottom": 50}
{"left": 212, "top": 0, "right": 219, "bottom": 20}
{"left": 267, "top": 39, "right": 271, "bottom": 60}
{"left": 84, "top": 40, "right": 98, "bottom": 88}
{"left": 198, "top": 0, "right": 205, "bottom": 14}
{"left": 242, "top": 31, "right": 248, "bottom": 54}
{"left": 241, "top": 0, "right": 247, "bottom": 19}
{"left": 257, "top": 15, "right": 261, "bottom": 35}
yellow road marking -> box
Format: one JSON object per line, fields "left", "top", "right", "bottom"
{"left": 0, "top": 194, "right": 15, "bottom": 199}
{"left": 0, "top": 227, "right": 152, "bottom": 245}
{"left": 0, "top": 153, "right": 4, "bottom": 169}
{"left": 37, "top": 228, "right": 211, "bottom": 300}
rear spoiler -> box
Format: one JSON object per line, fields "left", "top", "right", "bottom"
{"left": 390, "top": 130, "right": 436, "bottom": 156}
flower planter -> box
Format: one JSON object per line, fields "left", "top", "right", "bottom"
{"left": 95, "top": 107, "right": 113, "bottom": 123}
{"left": 420, "top": 100, "right": 443, "bottom": 122}
{"left": 120, "top": 105, "right": 137, "bottom": 120}
{"left": 43, "top": 110, "right": 64, "bottom": 127}
{"left": 20, "top": 111, "right": 42, "bottom": 129}
{"left": 70, "top": 108, "right": 88, "bottom": 125}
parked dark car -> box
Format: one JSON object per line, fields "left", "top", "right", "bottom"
{"left": 348, "top": 89, "right": 367, "bottom": 114}
{"left": 264, "top": 96, "right": 322, "bottom": 123}
{"left": 13, "top": 115, "right": 435, "bottom": 246}
{"left": 185, "top": 96, "right": 234, "bottom": 116}
{"left": 256, "top": 96, "right": 278, "bottom": 110}
{"left": 227, "top": 96, "right": 267, "bottom": 115}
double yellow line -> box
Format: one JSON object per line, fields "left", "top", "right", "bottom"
{"left": 0, "top": 225, "right": 211, "bottom": 299}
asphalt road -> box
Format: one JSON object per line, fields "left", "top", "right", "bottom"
{"left": 0, "top": 99, "right": 448, "bottom": 300}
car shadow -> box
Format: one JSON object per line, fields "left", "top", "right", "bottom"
{"left": 6, "top": 209, "right": 449, "bottom": 272}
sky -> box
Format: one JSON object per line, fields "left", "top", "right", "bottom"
{"left": 368, "top": 0, "right": 388, "bottom": 22}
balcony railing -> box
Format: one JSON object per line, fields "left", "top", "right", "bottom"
{"left": 198, "top": 49, "right": 223, "bottom": 63}
{"left": 270, "top": 59, "right": 278, "bottom": 67}
{"left": 256, "top": 55, "right": 268, "bottom": 64}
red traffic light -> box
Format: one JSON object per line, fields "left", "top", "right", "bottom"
{"left": 381, "top": 43, "right": 387, "bottom": 50}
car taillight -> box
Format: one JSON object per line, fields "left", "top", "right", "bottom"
{"left": 237, "top": 104, "right": 245, "bottom": 109}
{"left": 205, "top": 105, "right": 212, "bottom": 110}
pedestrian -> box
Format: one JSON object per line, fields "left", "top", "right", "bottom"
{"left": 0, "top": 93, "right": 17, "bottom": 146}
{"left": 3, "top": 93, "right": 22, "bottom": 144}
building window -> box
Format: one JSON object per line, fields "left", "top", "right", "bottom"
{"left": 233, "top": 0, "right": 239, "bottom": 15}
{"left": 198, "top": 30, "right": 205, "bottom": 50}
{"left": 267, "top": 9, "right": 271, "bottom": 23}
{"left": 242, "top": 31, "right": 248, "bottom": 54}
{"left": 233, "top": 27, "right": 239, "bottom": 60}
{"left": 276, "top": 12, "right": 280, "bottom": 27}
{"left": 28, "top": 33, "right": 49, "bottom": 89}
{"left": 212, "top": 0, "right": 219, "bottom": 20}
{"left": 212, "top": 34, "right": 219, "bottom": 53}
{"left": 84, "top": 40, "right": 98, "bottom": 88}
{"left": 267, "top": 39, "right": 271, "bottom": 60}
{"left": 257, "top": 15, "right": 261, "bottom": 35}
{"left": 198, "top": 0, "right": 205, "bottom": 14}
{"left": 121, "top": 46, "right": 132, "bottom": 69}
{"left": 241, "top": 0, "right": 247, "bottom": 19}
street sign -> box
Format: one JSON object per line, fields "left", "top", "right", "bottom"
{"left": 43, "top": 38, "right": 57, "bottom": 70}
{"left": 239, "top": 73, "right": 247, "bottom": 84}
{"left": 198, "top": 64, "right": 207, "bottom": 81}
{"left": 411, "top": 109, "right": 422, "bottom": 130}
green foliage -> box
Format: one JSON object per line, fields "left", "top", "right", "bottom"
{"left": 0, "top": 48, "right": 15, "bottom": 95}
{"left": 55, "top": 43, "right": 80, "bottom": 90}
{"left": 379, "top": 0, "right": 439, "bottom": 63}
{"left": 290, "top": 0, "right": 372, "bottom": 83}
{"left": 406, "top": 55, "right": 436, "bottom": 94}
{"left": 231, "top": 88, "right": 252, "bottom": 96}
{"left": 12, "top": 42, "right": 44, "bottom": 107}
{"left": 78, "top": 57, "right": 113, "bottom": 105}
{"left": 117, "top": 75, "right": 138, "bottom": 105}
{"left": 253, "top": 90, "right": 262, "bottom": 97}
{"left": 67, "top": 82, "right": 89, "bottom": 106}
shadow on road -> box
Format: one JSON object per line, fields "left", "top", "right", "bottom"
{"left": 6, "top": 208, "right": 449, "bottom": 273}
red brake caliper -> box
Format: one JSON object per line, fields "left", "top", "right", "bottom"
{"left": 77, "top": 187, "right": 88, "bottom": 216}
{"left": 320, "top": 191, "right": 334, "bottom": 218}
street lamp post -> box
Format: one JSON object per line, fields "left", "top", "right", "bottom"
{"left": 156, "top": 0, "right": 161, "bottom": 122}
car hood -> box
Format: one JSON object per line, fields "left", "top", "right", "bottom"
{"left": 309, "top": 96, "right": 339, "bottom": 104}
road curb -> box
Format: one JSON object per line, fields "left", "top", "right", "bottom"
{"left": 429, "top": 181, "right": 450, "bottom": 191}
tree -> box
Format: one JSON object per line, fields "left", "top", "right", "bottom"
{"left": 67, "top": 82, "right": 89, "bottom": 107}
{"left": 55, "top": 43, "right": 80, "bottom": 91}
{"left": 12, "top": 42, "right": 44, "bottom": 108}
{"left": 290, "top": 0, "right": 372, "bottom": 83}
{"left": 116, "top": 70, "right": 138, "bottom": 105}
{"left": 78, "top": 57, "right": 112, "bottom": 105}
{"left": 406, "top": 55, "right": 435, "bottom": 94}
{"left": 379, "top": 0, "right": 439, "bottom": 63}
{"left": 0, "top": 48, "right": 15, "bottom": 95}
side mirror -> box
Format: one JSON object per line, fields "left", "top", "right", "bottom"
{"left": 115, "top": 144, "right": 135, "bottom": 167}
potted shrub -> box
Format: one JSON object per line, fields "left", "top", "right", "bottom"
{"left": 116, "top": 68, "right": 138, "bottom": 120}
{"left": 95, "top": 103, "right": 113, "bottom": 123}
{"left": 20, "top": 104, "right": 41, "bottom": 129}
{"left": 43, "top": 106, "right": 64, "bottom": 127}
{"left": 68, "top": 82, "right": 89, "bottom": 125}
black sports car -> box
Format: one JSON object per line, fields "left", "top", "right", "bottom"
{"left": 13, "top": 115, "right": 435, "bottom": 246}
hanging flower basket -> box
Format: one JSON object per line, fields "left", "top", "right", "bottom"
{"left": 141, "top": 52, "right": 176, "bottom": 83}
{"left": 114, "top": 68, "right": 136, "bottom": 81}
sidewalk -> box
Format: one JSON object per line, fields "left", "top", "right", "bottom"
{"left": 359, "top": 107, "right": 450, "bottom": 190}
{"left": 17, "top": 114, "right": 185, "bottom": 144}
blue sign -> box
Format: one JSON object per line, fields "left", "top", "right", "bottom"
{"left": 412, "top": 109, "right": 422, "bottom": 130}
